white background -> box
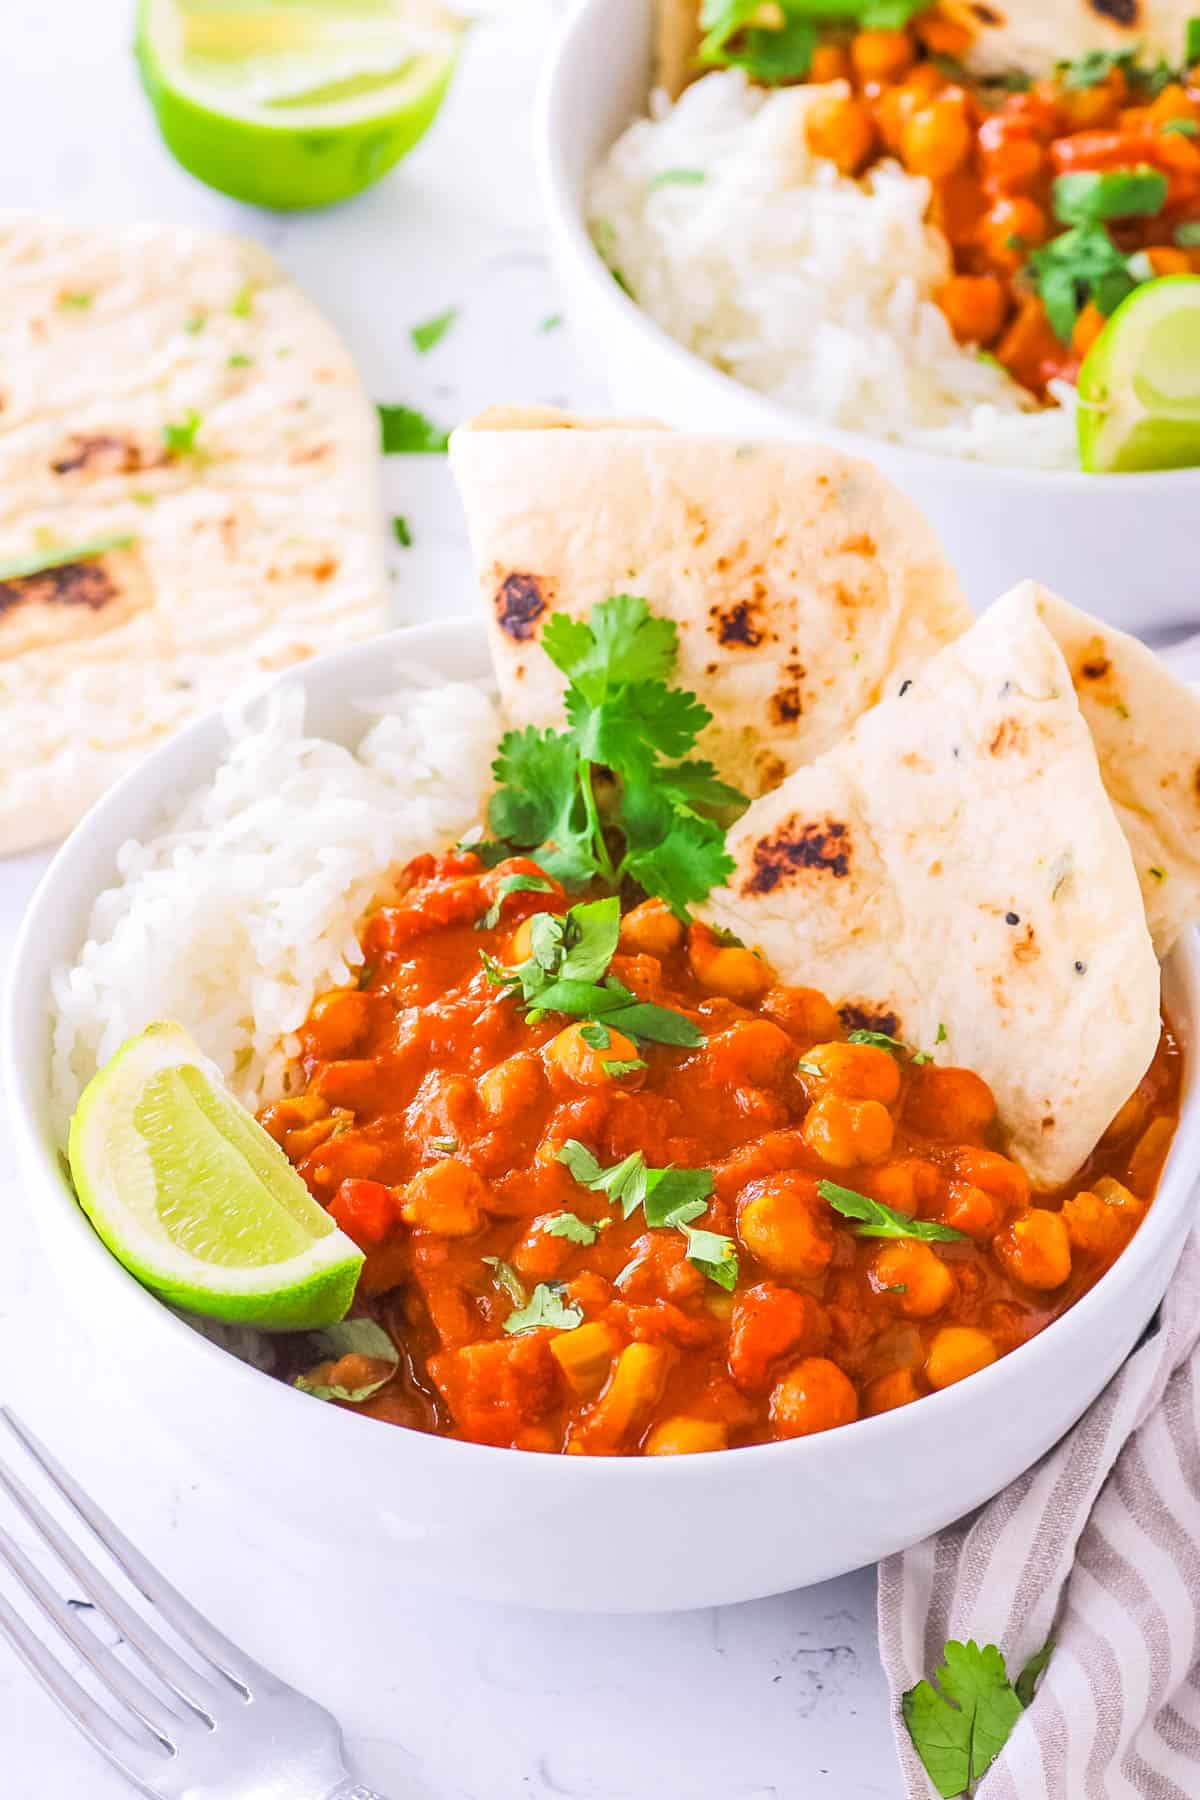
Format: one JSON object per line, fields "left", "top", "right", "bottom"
{"left": 0, "top": 4, "right": 904, "bottom": 1795}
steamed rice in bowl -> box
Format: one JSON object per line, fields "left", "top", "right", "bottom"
{"left": 588, "top": 71, "right": 1078, "bottom": 467}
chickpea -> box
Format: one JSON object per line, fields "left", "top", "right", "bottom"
{"left": 478, "top": 1050, "right": 545, "bottom": 1119}
{"left": 644, "top": 1417, "right": 728, "bottom": 1455}
{"left": 868, "top": 1157, "right": 939, "bottom": 1216}
{"left": 994, "top": 1208, "right": 1072, "bottom": 1291}
{"left": 901, "top": 93, "right": 973, "bottom": 179}
{"left": 400, "top": 1157, "right": 489, "bottom": 1237}
{"left": 762, "top": 984, "right": 840, "bottom": 1040}
{"left": 870, "top": 1241, "right": 956, "bottom": 1318}
{"left": 737, "top": 1175, "right": 835, "bottom": 1278}
{"left": 688, "top": 923, "right": 771, "bottom": 1003}
{"left": 1148, "top": 82, "right": 1198, "bottom": 128}
{"left": 705, "top": 1019, "right": 796, "bottom": 1088}
{"left": 939, "top": 1179, "right": 1005, "bottom": 1240}
{"left": 904, "top": 1065, "right": 997, "bottom": 1140}
{"left": 545, "top": 1021, "right": 642, "bottom": 1088}
{"left": 770, "top": 1357, "right": 859, "bottom": 1438}
{"left": 864, "top": 1367, "right": 921, "bottom": 1415}
{"left": 979, "top": 130, "right": 1045, "bottom": 196}
{"left": 305, "top": 988, "right": 371, "bottom": 1058}
{"left": 1062, "top": 1180, "right": 1142, "bottom": 1258}
{"left": 806, "top": 94, "right": 877, "bottom": 175}
{"left": 850, "top": 28, "right": 914, "bottom": 83}
{"left": 980, "top": 196, "right": 1047, "bottom": 270}
{"left": 259, "top": 1092, "right": 329, "bottom": 1144}
{"left": 948, "top": 1147, "right": 1029, "bottom": 1216}
{"left": 800, "top": 1040, "right": 901, "bottom": 1105}
{"left": 801, "top": 1093, "right": 895, "bottom": 1168}
{"left": 939, "top": 274, "right": 1008, "bottom": 346}
{"left": 728, "top": 1282, "right": 830, "bottom": 1391}
{"left": 618, "top": 896, "right": 684, "bottom": 959}
{"left": 925, "top": 1326, "right": 997, "bottom": 1390}
{"left": 810, "top": 43, "right": 851, "bottom": 82}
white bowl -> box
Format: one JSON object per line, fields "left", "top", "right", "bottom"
{"left": 535, "top": 0, "right": 1199, "bottom": 634}
{"left": 5, "top": 620, "right": 1199, "bottom": 1612}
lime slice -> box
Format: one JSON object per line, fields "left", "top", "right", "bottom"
{"left": 135, "top": 0, "right": 466, "bottom": 211}
{"left": 1077, "top": 275, "right": 1200, "bottom": 474}
{"left": 67, "top": 1022, "right": 363, "bottom": 1330}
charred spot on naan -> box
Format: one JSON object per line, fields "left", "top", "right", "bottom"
{"left": 1087, "top": 0, "right": 1139, "bottom": 24}
{"left": 51, "top": 432, "right": 155, "bottom": 479}
{"left": 494, "top": 571, "right": 551, "bottom": 642}
{"left": 838, "top": 1002, "right": 901, "bottom": 1036}
{"left": 0, "top": 548, "right": 150, "bottom": 660}
{"left": 743, "top": 817, "right": 852, "bottom": 894}
{"left": 711, "top": 595, "right": 768, "bottom": 649}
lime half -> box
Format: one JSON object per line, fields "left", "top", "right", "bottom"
{"left": 1077, "top": 275, "right": 1200, "bottom": 474}
{"left": 135, "top": 0, "right": 466, "bottom": 210}
{"left": 68, "top": 1023, "right": 363, "bottom": 1330}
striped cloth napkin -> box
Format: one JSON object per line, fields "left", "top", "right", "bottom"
{"left": 878, "top": 631, "right": 1200, "bottom": 1800}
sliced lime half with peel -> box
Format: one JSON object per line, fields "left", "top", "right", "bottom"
{"left": 136, "top": 0, "right": 466, "bottom": 211}
{"left": 68, "top": 1023, "right": 362, "bottom": 1330}
{"left": 1077, "top": 275, "right": 1200, "bottom": 474}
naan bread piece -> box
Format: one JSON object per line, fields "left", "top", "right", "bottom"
{"left": 704, "top": 586, "right": 1161, "bottom": 1188}
{"left": 949, "top": 0, "right": 1191, "bottom": 77}
{"left": 0, "top": 214, "right": 387, "bottom": 853}
{"left": 1007, "top": 584, "right": 1200, "bottom": 958}
{"left": 449, "top": 409, "right": 969, "bottom": 798}
{"left": 656, "top": 0, "right": 703, "bottom": 97}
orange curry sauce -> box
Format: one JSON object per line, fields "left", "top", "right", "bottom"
{"left": 261, "top": 852, "right": 1181, "bottom": 1455}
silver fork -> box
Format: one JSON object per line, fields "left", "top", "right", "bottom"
{"left": 0, "top": 1407, "right": 389, "bottom": 1799}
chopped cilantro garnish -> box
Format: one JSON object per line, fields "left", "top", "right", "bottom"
{"left": 1161, "top": 117, "right": 1199, "bottom": 136}
{"left": 796, "top": 1059, "right": 823, "bottom": 1078}
{"left": 580, "top": 1021, "right": 612, "bottom": 1049}
{"left": 162, "top": 409, "right": 204, "bottom": 457}
{"left": 58, "top": 290, "right": 93, "bottom": 310}
{"left": 649, "top": 168, "right": 707, "bottom": 190}
{"left": 483, "top": 1257, "right": 527, "bottom": 1306}
{"left": 557, "top": 1141, "right": 725, "bottom": 1279}
{"left": 0, "top": 534, "right": 136, "bottom": 582}
{"left": 1056, "top": 46, "right": 1139, "bottom": 89}
{"left": 818, "top": 1179, "right": 966, "bottom": 1243}
{"left": 1028, "top": 222, "right": 1137, "bottom": 343}
{"left": 698, "top": 0, "right": 924, "bottom": 83}
{"left": 478, "top": 871, "right": 553, "bottom": 931}
{"left": 487, "top": 595, "right": 745, "bottom": 913}
{"left": 293, "top": 1319, "right": 398, "bottom": 1404}
{"left": 846, "top": 1028, "right": 908, "bottom": 1057}
{"left": 903, "top": 1638, "right": 1052, "bottom": 1797}
{"left": 183, "top": 313, "right": 207, "bottom": 334}
{"left": 378, "top": 404, "right": 450, "bottom": 454}
{"left": 410, "top": 307, "right": 458, "bottom": 354}
{"left": 936, "top": 1022, "right": 948, "bottom": 1044}
{"left": 228, "top": 352, "right": 253, "bottom": 368}
{"left": 502, "top": 1280, "right": 583, "bottom": 1335}
{"left": 391, "top": 515, "right": 413, "bottom": 548}
{"left": 681, "top": 1224, "right": 739, "bottom": 1289}
{"left": 545, "top": 1212, "right": 599, "bottom": 1245}
{"left": 604, "top": 1056, "right": 648, "bottom": 1078}
{"left": 1176, "top": 221, "right": 1200, "bottom": 246}
{"left": 229, "top": 282, "right": 255, "bottom": 317}
{"left": 1187, "top": 16, "right": 1200, "bottom": 63}
{"left": 1053, "top": 168, "right": 1168, "bottom": 226}
{"left": 539, "top": 312, "right": 563, "bottom": 333}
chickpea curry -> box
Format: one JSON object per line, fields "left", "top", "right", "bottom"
{"left": 262, "top": 854, "right": 1181, "bottom": 1456}
{"left": 698, "top": 10, "right": 1200, "bottom": 395}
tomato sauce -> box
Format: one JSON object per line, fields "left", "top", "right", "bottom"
{"left": 261, "top": 852, "right": 1181, "bottom": 1455}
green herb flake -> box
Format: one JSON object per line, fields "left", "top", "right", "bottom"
{"left": 410, "top": 307, "right": 458, "bottom": 354}
{"left": 391, "top": 515, "right": 413, "bottom": 548}
{"left": 649, "top": 168, "right": 707, "bottom": 190}
{"left": 936, "top": 1022, "right": 948, "bottom": 1043}
{"left": 477, "top": 870, "right": 554, "bottom": 932}
{"left": 1187, "top": 16, "right": 1200, "bottom": 63}
{"left": 162, "top": 409, "right": 204, "bottom": 458}
{"left": 1056, "top": 46, "right": 1139, "bottom": 90}
{"left": 0, "top": 534, "right": 136, "bottom": 583}
{"left": 483, "top": 1257, "right": 528, "bottom": 1307}
{"left": 682, "top": 1224, "right": 739, "bottom": 1290}
{"left": 229, "top": 282, "right": 255, "bottom": 318}
{"left": 1161, "top": 117, "right": 1199, "bottom": 136}
{"left": 579, "top": 1021, "right": 612, "bottom": 1049}
{"left": 183, "top": 313, "right": 207, "bottom": 335}
{"left": 1176, "top": 221, "right": 1200, "bottom": 247}
{"left": 545, "top": 1212, "right": 599, "bottom": 1245}
{"left": 429, "top": 1135, "right": 458, "bottom": 1157}
{"left": 293, "top": 1319, "right": 399, "bottom": 1405}
{"left": 818, "top": 1179, "right": 966, "bottom": 1243}
{"left": 846, "top": 1028, "right": 909, "bottom": 1058}
{"left": 558, "top": 1140, "right": 714, "bottom": 1233}
{"left": 539, "top": 312, "right": 563, "bottom": 333}
{"left": 378, "top": 404, "right": 450, "bottom": 455}
{"left": 604, "top": 1057, "right": 648, "bottom": 1078}
{"left": 1053, "top": 168, "right": 1168, "bottom": 227}
{"left": 228, "top": 352, "right": 253, "bottom": 368}
{"left": 797, "top": 1059, "right": 823, "bottom": 1078}
{"left": 129, "top": 490, "right": 155, "bottom": 507}
{"left": 903, "top": 1637, "right": 1052, "bottom": 1797}
{"left": 58, "top": 291, "right": 93, "bottom": 310}
{"left": 502, "top": 1280, "right": 583, "bottom": 1335}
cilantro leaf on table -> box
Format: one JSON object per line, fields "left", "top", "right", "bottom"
{"left": 410, "top": 307, "right": 458, "bottom": 354}
{"left": 818, "top": 1180, "right": 966, "bottom": 1242}
{"left": 377, "top": 404, "right": 450, "bottom": 454}
{"left": 903, "top": 1638, "right": 1052, "bottom": 1796}
{"left": 484, "top": 595, "right": 747, "bottom": 916}
{"left": 502, "top": 1281, "right": 583, "bottom": 1336}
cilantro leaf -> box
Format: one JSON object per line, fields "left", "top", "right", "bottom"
{"left": 558, "top": 1144, "right": 720, "bottom": 1277}
{"left": 649, "top": 167, "right": 707, "bottom": 190}
{"left": 681, "top": 1224, "right": 739, "bottom": 1289}
{"left": 545, "top": 594, "right": 680, "bottom": 698}
{"left": 903, "top": 1640, "right": 1031, "bottom": 1797}
{"left": 487, "top": 728, "right": 595, "bottom": 882}
{"left": 410, "top": 307, "right": 458, "bottom": 354}
{"left": 1014, "top": 1641, "right": 1054, "bottom": 1708}
{"left": 545, "top": 1212, "right": 599, "bottom": 1245}
{"left": 378, "top": 404, "right": 450, "bottom": 454}
{"left": 1056, "top": 46, "right": 1140, "bottom": 89}
{"left": 502, "top": 1280, "right": 583, "bottom": 1335}
{"left": 478, "top": 871, "right": 554, "bottom": 931}
{"left": 162, "top": 409, "right": 204, "bottom": 457}
{"left": 656, "top": 759, "right": 748, "bottom": 813}
{"left": 619, "top": 776, "right": 735, "bottom": 915}
{"left": 1053, "top": 168, "right": 1168, "bottom": 225}
{"left": 58, "top": 290, "right": 93, "bottom": 309}
{"left": 847, "top": 1028, "right": 909, "bottom": 1057}
{"left": 1028, "top": 221, "right": 1137, "bottom": 343}
{"left": 391, "top": 515, "right": 413, "bottom": 547}
{"left": 483, "top": 1257, "right": 527, "bottom": 1305}
{"left": 294, "top": 1319, "right": 399, "bottom": 1405}
{"left": 819, "top": 1180, "right": 966, "bottom": 1242}
{"left": 1188, "top": 16, "right": 1200, "bottom": 62}
{"left": 557, "top": 897, "right": 622, "bottom": 982}
{"left": 643, "top": 1167, "right": 714, "bottom": 1228}
{"left": 604, "top": 1057, "right": 648, "bottom": 1078}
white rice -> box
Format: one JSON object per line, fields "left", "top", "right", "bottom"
{"left": 588, "top": 72, "right": 1077, "bottom": 469}
{"left": 51, "top": 678, "right": 500, "bottom": 1131}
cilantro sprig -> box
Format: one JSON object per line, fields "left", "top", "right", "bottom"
{"left": 903, "top": 1638, "right": 1052, "bottom": 1796}
{"left": 483, "top": 897, "right": 702, "bottom": 1047}
{"left": 818, "top": 1180, "right": 966, "bottom": 1243}
{"left": 485, "top": 595, "right": 745, "bottom": 914}
{"left": 558, "top": 1140, "right": 736, "bottom": 1287}
{"left": 503, "top": 1281, "right": 583, "bottom": 1336}
{"left": 698, "top": 0, "right": 926, "bottom": 82}
{"left": 1027, "top": 167, "right": 1169, "bottom": 345}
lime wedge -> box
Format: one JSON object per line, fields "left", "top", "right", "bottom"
{"left": 67, "top": 1023, "right": 363, "bottom": 1330}
{"left": 1077, "top": 275, "right": 1200, "bottom": 474}
{"left": 135, "top": 0, "right": 466, "bottom": 210}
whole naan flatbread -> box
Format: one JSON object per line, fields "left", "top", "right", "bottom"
{"left": 0, "top": 215, "right": 387, "bottom": 854}
{"left": 450, "top": 409, "right": 970, "bottom": 798}
{"left": 703, "top": 583, "right": 1161, "bottom": 1189}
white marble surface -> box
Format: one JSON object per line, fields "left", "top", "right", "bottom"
{"left": 0, "top": 4, "right": 903, "bottom": 1795}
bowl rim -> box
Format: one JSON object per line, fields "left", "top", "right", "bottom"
{"left": 534, "top": 0, "right": 1200, "bottom": 494}
{"left": 5, "top": 617, "right": 1199, "bottom": 1487}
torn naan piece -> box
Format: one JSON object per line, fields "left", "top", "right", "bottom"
{"left": 655, "top": 0, "right": 702, "bottom": 98}
{"left": 703, "top": 586, "right": 1161, "bottom": 1188}
{"left": 1000, "top": 584, "right": 1200, "bottom": 959}
{"left": 449, "top": 409, "right": 970, "bottom": 798}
